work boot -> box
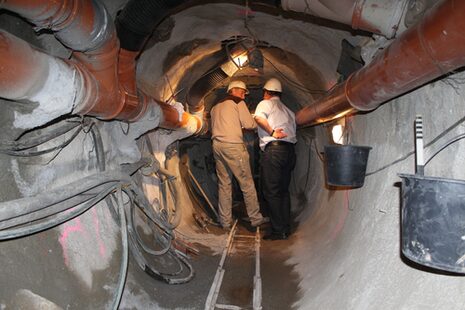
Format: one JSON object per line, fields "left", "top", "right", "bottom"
{"left": 221, "top": 224, "right": 231, "bottom": 232}
{"left": 251, "top": 217, "right": 270, "bottom": 227}
{"left": 263, "top": 232, "right": 289, "bottom": 240}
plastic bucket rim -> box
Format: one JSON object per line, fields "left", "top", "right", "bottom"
{"left": 398, "top": 173, "right": 465, "bottom": 186}
{"left": 402, "top": 249, "right": 465, "bottom": 274}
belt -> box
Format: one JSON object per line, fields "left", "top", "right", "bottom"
{"left": 265, "top": 140, "right": 293, "bottom": 148}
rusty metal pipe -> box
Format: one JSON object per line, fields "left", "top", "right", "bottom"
{"left": 1, "top": 0, "right": 112, "bottom": 52}
{"left": 296, "top": 0, "right": 465, "bottom": 126}
{"left": 0, "top": 0, "right": 202, "bottom": 133}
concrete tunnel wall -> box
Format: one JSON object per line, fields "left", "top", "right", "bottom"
{"left": 289, "top": 76, "right": 465, "bottom": 309}
{"left": 1, "top": 1, "right": 465, "bottom": 309}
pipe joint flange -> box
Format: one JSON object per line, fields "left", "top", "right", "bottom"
{"left": 47, "top": 0, "right": 80, "bottom": 32}
{"left": 71, "top": 62, "right": 99, "bottom": 115}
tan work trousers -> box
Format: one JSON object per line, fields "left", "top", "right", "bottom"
{"left": 212, "top": 140, "right": 262, "bottom": 227}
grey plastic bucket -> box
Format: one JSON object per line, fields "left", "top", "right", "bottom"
{"left": 324, "top": 145, "right": 371, "bottom": 187}
{"left": 399, "top": 173, "right": 465, "bottom": 274}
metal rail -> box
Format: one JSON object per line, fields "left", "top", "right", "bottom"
{"left": 204, "top": 222, "right": 262, "bottom": 310}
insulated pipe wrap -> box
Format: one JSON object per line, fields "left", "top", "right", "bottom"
{"left": 281, "top": 0, "right": 408, "bottom": 38}
{"left": 0, "top": 31, "right": 49, "bottom": 99}
{"left": 281, "top": 0, "right": 354, "bottom": 25}
{"left": 351, "top": 0, "right": 409, "bottom": 39}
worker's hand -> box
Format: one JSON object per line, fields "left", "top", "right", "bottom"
{"left": 272, "top": 128, "right": 288, "bottom": 139}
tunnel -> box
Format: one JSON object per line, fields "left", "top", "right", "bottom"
{"left": 1, "top": 0, "right": 465, "bottom": 309}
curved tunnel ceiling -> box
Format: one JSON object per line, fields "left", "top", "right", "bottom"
{"left": 136, "top": 3, "right": 356, "bottom": 111}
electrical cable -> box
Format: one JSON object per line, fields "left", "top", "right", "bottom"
{"left": 126, "top": 182, "right": 174, "bottom": 233}
{"left": 157, "top": 172, "right": 182, "bottom": 229}
{"left": 0, "top": 158, "right": 150, "bottom": 224}
{"left": 121, "top": 186, "right": 194, "bottom": 284}
{"left": 0, "top": 171, "right": 131, "bottom": 222}
{"left": 89, "top": 123, "right": 121, "bottom": 223}
{"left": 111, "top": 186, "right": 129, "bottom": 310}
{"left": 143, "top": 138, "right": 182, "bottom": 229}
{"left": 424, "top": 133, "right": 465, "bottom": 166}
{"left": 262, "top": 55, "right": 327, "bottom": 95}
{"left": 0, "top": 118, "right": 81, "bottom": 151}
{"left": 90, "top": 123, "right": 106, "bottom": 171}
{"left": 0, "top": 114, "right": 194, "bottom": 284}
{"left": 365, "top": 116, "right": 465, "bottom": 176}
{"left": 124, "top": 175, "right": 194, "bottom": 284}
{"left": 129, "top": 193, "right": 172, "bottom": 256}
{"left": 0, "top": 189, "right": 105, "bottom": 230}
{"left": 0, "top": 184, "right": 117, "bottom": 240}
{"left": 0, "top": 126, "right": 83, "bottom": 157}
{"left": 127, "top": 218, "right": 194, "bottom": 284}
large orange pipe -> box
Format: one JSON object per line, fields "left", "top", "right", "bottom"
{"left": 296, "top": 0, "right": 465, "bottom": 126}
{"left": 0, "top": 0, "right": 201, "bottom": 132}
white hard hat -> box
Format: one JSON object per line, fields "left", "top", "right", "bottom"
{"left": 227, "top": 80, "right": 249, "bottom": 94}
{"left": 263, "top": 78, "right": 282, "bottom": 92}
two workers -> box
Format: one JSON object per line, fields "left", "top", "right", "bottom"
{"left": 210, "top": 78, "right": 296, "bottom": 240}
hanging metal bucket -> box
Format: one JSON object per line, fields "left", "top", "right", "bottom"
{"left": 399, "top": 173, "right": 465, "bottom": 273}
{"left": 324, "top": 145, "right": 372, "bottom": 187}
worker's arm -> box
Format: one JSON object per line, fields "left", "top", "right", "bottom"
{"left": 237, "top": 101, "right": 257, "bottom": 130}
{"left": 254, "top": 116, "right": 287, "bottom": 139}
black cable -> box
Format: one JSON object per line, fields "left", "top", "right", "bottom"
{"left": 90, "top": 124, "right": 106, "bottom": 171}
{"left": 122, "top": 187, "right": 194, "bottom": 284}
{"left": 364, "top": 150, "right": 414, "bottom": 177}
{"left": 125, "top": 186, "right": 173, "bottom": 233}
{"left": 0, "top": 158, "right": 150, "bottom": 223}
{"left": 0, "top": 118, "right": 81, "bottom": 151}
{"left": 157, "top": 172, "right": 182, "bottom": 229}
{"left": 0, "top": 184, "right": 116, "bottom": 240}
{"left": 365, "top": 115, "right": 465, "bottom": 176}
{"left": 134, "top": 236, "right": 195, "bottom": 285}
{"left": 0, "top": 189, "right": 106, "bottom": 230}
{"left": 89, "top": 123, "right": 122, "bottom": 223}
{"left": 424, "top": 133, "right": 465, "bottom": 166}
{"left": 129, "top": 193, "right": 172, "bottom": 256}
{"left": 263, "top": 55, "right": 327, "bottom": 95}
{"left": 143, "top": 138, "right": 182, "bottom": 229}
{"left": 112, "top": 186, "right": 129, "bottom": 310}
{"left": 0, "top": 126, "right": 83, "bottom": 157}
{"left": 0, "top": 171, "right": 130, "bottom": 222}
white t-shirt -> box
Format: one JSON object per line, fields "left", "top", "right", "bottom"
{"left": 255, "top": 96, "right": 297, "bottom": 151}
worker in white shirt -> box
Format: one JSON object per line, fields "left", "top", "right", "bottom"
{"left": 254, "top": 78, "right": 296, "bottom": 240}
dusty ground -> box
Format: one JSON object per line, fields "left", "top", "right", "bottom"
{"left": 121, "top": 223, "right": 300, "bottom": 309}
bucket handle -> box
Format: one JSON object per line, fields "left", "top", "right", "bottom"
{"left": 424, "top": 133, "right": 465, "bottom": 166}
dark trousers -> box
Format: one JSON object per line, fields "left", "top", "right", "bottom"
{"left": 260, "top": 142, "right": 296, "bottom": 234}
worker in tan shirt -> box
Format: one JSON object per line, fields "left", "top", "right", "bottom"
{"left": 210, "top": 80, "right": 268, "bottom": 229}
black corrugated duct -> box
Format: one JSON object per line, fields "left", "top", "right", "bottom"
{"left": 187, "top": 66, "right": 229, "bottom": 112}
{"left": 116, "top": 0, "right": 186, "bottom": 51}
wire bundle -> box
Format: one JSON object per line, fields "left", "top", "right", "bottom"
{"left": 0, "top": 118, "right": 195, "bottom": 309}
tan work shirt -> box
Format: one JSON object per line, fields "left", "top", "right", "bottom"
{"left": 211, "top": 97, "right": 256, "bottom": 143}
